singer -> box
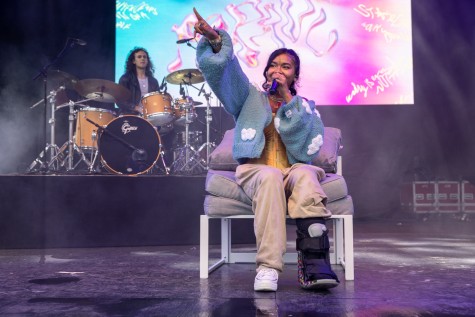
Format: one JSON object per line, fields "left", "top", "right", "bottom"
{"left": 194, "top": 7, "right": 338, "bottom": 292}
{"left": 117, "top": 47, "right": 160, "bottom": 115}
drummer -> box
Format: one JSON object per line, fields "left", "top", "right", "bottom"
{"left": 117, "top": 47, "right": 160, "bottom": 115}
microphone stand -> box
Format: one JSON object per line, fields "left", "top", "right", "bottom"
{"left": 176, "top": 38, "right": 196, "bottom": 50}
{"left": 200, "top": 90, "right": 216, "bottom": 169}
{"left": 186, "top": 42, "right": 196, "bottom": 50}
{"left": 31, "top": 38, "right": 81, "bottom": 174}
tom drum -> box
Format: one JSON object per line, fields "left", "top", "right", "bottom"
{"left": 75, "top": 107, "right": 116, "bottom": 150}
{"left": 141, "top": 91, "right": 174, "bottom": 126}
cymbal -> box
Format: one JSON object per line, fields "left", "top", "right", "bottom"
{"left": 193, "top": 101, "right": 203, "bottom": 106}
{"left": 166, "top": 68, "right": 204, "bottom": 85}
{"left": 74, "top": 79, "right": 131, "bottom": 103}
{"left": 48, "top": 69, "right": 78, "bottom": 89}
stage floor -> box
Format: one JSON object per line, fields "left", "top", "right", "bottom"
{"left": 0, "top": 219, "right": 474, "bottom": 316}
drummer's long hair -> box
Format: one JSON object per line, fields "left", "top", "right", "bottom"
{"left": 124, "top": 47, "right": 155, "bottom": 77}
{"left": 262, "top": 48, "right": 300, "bottom": 96}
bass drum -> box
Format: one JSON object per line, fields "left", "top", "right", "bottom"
{"left": 99, "top": 115, "right": 161, "bottom": 175}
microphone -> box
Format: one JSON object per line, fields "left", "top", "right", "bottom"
{"left": 269, "top": 79, "right": 278, "bottom": 95}
{"left": 69, "top": 38, "right": 87, "bottom": 46}
{"left": 176, "top": 37, "right": 194, "bottom": 44}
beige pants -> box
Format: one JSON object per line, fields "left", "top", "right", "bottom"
{"left": 235, "top": 163, "right": 332, "bottom": 272}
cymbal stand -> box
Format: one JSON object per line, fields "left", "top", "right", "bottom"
{"left": 170, "top": 102, "right": 206, "bottom": 175}
{"left": 198, "top": 88, "right": 216, "bottom": 169}
{"left": 27, "top": 86, "right": 65, "bottom": 173}
{"left": 29, "top": 38, "right": 83, "bottom": 174}
{"left": 54, "top": 98, "right": 97, "bottom": 172}
{"left": 182, "top": 82, "right": 217, "bottom": 170}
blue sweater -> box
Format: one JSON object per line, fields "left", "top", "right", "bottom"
{"left": 196, "top": 30, "right": 325, "bottom": 165}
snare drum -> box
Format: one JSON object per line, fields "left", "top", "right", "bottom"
{"left": 75, "top": 107, "right": 116, "bottom": 150}
{"left": 173, "top": 96, "right": 197, "bottom": 126}
{"left": 157, "top": 121, "right": 174, "bottom": 135}
{"left": 99, "top": 115, "right": 161, "bottom": 175}
{"left": 174, "top": 130, "right": 203, "bottom": 148}
{"left": 141, "top": 91, "right": 174, "bottom": 126}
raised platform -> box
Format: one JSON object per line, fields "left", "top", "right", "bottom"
{"left": 0, "top": 174, "right": 252, "bottom": 249}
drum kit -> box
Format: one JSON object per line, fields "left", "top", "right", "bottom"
{"left": 27, "top": 68, "right": 216, "bottom": 176}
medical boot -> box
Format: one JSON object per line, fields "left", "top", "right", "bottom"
{"left": 295, "top": 218, "right": 340, "bottom": 290}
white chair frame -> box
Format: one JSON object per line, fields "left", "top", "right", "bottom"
{"left": 200, "top": 214, "right": 354, "bottom": 280}
{"left": 200, "top": 156, "right": 354, "bottom": 281}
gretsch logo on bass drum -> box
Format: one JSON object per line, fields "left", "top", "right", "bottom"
{"left": 121, "top": 120, "right": 138, "bottom": 134}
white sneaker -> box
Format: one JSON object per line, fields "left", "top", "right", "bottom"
{"left": 254, "top": 268, "right": 278, "bottom": 291}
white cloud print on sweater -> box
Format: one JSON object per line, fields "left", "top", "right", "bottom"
{"left": 241, "top": 128, "right": 256, "bottom": 141}
{"left": 314, "top": 108, "right": 321, "bottom": 118}
{"left": 302, "top": 100, "right": 313, "bottom": 114}
{"left": 307, "top": 134, "right": 323, "bottom": 155}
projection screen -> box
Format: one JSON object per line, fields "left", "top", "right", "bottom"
{"left": 116, "top": 0, "right": 413, "bottom": 106}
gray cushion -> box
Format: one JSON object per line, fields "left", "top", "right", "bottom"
{"left": 205, "top": 192, "right": 354, "bottom": 217}
{"left": 208, "top": 129, "right": 238, "bottom": 171}
{"left": 204, "top": 195, "right": 254, "bottom": 217}
{"left": 206, "top": 169, "right": 348, "bottom": 205}
{"left": 326, "top": 195, "right": 354, "bottom": 216}
{"left": 205, "top": 170, "right": 251, "bottom": 205}
{"left": 208, "top": 127, "right": 342, "bottom": 173}
{"left": 311, "top": 127, "right": 342, "bottom": 173}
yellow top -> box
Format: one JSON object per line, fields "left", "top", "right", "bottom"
{"left": 248, "top": 114, "right": 290, "bottom": 170}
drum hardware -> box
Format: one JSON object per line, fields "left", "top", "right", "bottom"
{"left": 30, "top": 37, "right": 84, "bottom": 172}
{"left": 170, "top": 104, "right": 207, "bottom": 175}
{"left": 166, "top": 80, "right": 203, "bottom": 174}
{"left": 146, "top": 147, "right": 170, "bottom": 175}
{"left": 171, "top": 97, "right": 206, "bottom": 174}
{"left": 54, "top": 99, "right": 102, "bottom": 172}
{"left": 200, "top": 86, "right": 217, "bottom": 169}
{"left": 27, "top": 85, "right": 68, "bottom": 173}
{"left": 177, "top": 80, "right": 217, "bottom": 171}
{"left": 164, "top": 68, "right": 220, "bottom": 174}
